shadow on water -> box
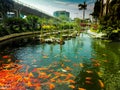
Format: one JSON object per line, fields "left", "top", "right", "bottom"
{"left": 0, "top": 33, "right": 120, "bottom": 90}
{"left": 91, "top": 39, "right": 120, "bottom": 90}
{"left": 73, "top": 62, "right": 105, "bottom": 90}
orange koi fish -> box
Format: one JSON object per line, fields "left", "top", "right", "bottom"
{"left": 37, "top": 67, "right": 48, "bottom": 71}
{"left": 98, "top": 79, "right": 104, "bottom": 88}
{"left": 79, "top": 63, "right": 84, "bottom": 67}
{"left": 64, "top": 66, "right": 72, "bottom": 71}
{"left": 69, "top": 85, "right": 75, "bottom": 89}
{"left": 67, "top": 79, "right": 75, "bottom": 84}
{"left": 67, "top": 73, "right": 75, "bottom": 78}
{"left": 43, "top": 55, "right": 49, "bottom": 58}
{"left": 103, "top": 60, "right": 108, "bottom": 63}
{"left": 50, "top": 79, "right": 56, "bottom": 82}
{"left": 49, "top": 83, "right": 55, "bottom": 90}
{"left": 56, "top": 79, "right": 63, "bottom": 83}
{"left": 63, "top": 59, "right": 71, "bottom": 62}
{"left": 2, "top": 55, "right": 10, "bottom": 59}
{"left": 85, "top": 81, "right": 93, "bottom": 84}
{"left": 29, "top": 72, "right": 34, "bottom": 77}
{"left": 35, "top": 86, "right": 41, "bottom": 90}
{"left": 27, "top": 81, "right": 33, "bottom": 87}
{"left": 93, "top": 63, "right": 100, "bottom": 67}
{"left": 65, "top": 73, "right": 75, "bottom": 80}
{"left": 102, "top": 54, "right": 107, "bottom": 56}
{"left": 51, "top": 75, "right": 59, "bottom": 80}
{"left": 85, "top": 77, "right": 92, "bottom": 81}
{"left": 86, "top": 70, "right": 93, "bottom": 74}
{"left": 78, "top": 88, "right": 86, "bottom": 90}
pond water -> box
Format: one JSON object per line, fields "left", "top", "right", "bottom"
{"left": 0, "top": 33, "right": 120, "bottom": 90}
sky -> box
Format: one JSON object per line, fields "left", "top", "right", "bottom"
{"left": 17, "top": 0, "right": 96, "bottom": 19}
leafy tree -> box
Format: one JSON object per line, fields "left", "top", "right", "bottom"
{"left": 92, "top": 0, "right": 120, "bottom": 40}
{"left": 26, "top": 15, "right": 40, "bottom": 30}
{"left": 74, "top": 18, "right": 81, "bottom": 31}
{"left": 91, "top": 0, "right": 101, "bottom": 22}
{"left": 0, "top": 0, "right": 14, "bottom": 19}
{"left": 100, "top": 0, "right": 120, "bottom": 28}
{"left": 58, "top": 15, "right": 69, "bottom": 22}
{"left": 109, "top": 0, "right": 120, "bottom": 21}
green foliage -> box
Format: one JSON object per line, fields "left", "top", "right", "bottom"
{"left": 59, "top": 22, "right": 74, "bottom": 30}
{"left": 112, "top": 28, "right": 120, "bottom": 33}
{"left": 99, "top": 0, "right": 120, "bottom": 28}
{"left": 3, "top": 17, "right": 27, "bottom": 33}
{"left": 0, "top": 24, "right": 9, "bottom": 36}
{"left": 26, "top": 15, "right": 40, "bottom": 30}
{"left": 92, "top": 0, "right": 120, "bottom": 40}
{"left": 42, "top": 25, "right": 56, "bottom": 30}
{"left": 90, "top": 24, "right": 99, "bottom": 33}
{"left": 0, "top": 17, "right": 31, "bottom": 36}
{"left": 0, "top": 14, "right": 76, "bottom": 37}
{"left": 105, "top": 27, "right": 113, "bottom": 34}
{"left": 58, "top": 15, "right": 70, "bottom": 21}
{"left": 4, "top": 17, "right": 26, "bottom": 25}
{"left": 91, "top": 0, "right": 101, "bottom": 19}
{"left": 74, "top": 18, "right": 81, "bottom": 31}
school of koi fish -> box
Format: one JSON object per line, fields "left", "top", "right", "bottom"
{"left": 0, "top": 54, "right": 106, "bottom": 90}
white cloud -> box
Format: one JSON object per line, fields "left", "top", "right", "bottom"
{"left": 54, "top": 1, "right": 68, "bottom": 5}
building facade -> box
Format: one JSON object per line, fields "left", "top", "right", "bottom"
{"left": 53, "top": 10, "right": 70, "bottom": 21}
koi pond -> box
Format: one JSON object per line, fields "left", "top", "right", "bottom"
{"left": 0, "top": 33, "right": 120, "bottom": 90}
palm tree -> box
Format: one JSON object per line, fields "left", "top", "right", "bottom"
{"left": 0, "top": 0, "right": 14, "bottom": 19}
{"left": 78, "top": 1, "right": 87, "bottom": 20}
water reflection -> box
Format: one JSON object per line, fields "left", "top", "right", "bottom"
{"left": 0, "top": 33, "right": 120, "bottom": 90}
{"left": 74, "top": 62, "right": 104, "bottom": 90}
{"left": 91, "top": 40, "right": 120, "bottom": 90}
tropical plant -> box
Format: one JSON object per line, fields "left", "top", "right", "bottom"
{"left": 74, "top": 18, "right": 81, "bottom": 31}
{"left": 4, "top": 17, "right": 27, "bottom": 33}
{"left": 0, "top": 24, "right": 9, "bottom": 36}
{"left": 47, "top": 19, "right": 55, "bottom": 31}
{"left": 26, "top": 15, "right": 40, "bottom": 30}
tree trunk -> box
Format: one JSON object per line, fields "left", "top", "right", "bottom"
{"left": 106, "top": 0, "right": 110, "bottom": 15}
{"left": 99, "top": 0, "right": 104, "bottom": 18}
{"left": 83, "top": 9, "right": 85, "bottom": 20}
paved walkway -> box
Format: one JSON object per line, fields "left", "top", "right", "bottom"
{"left": 0, "top": 29, "right": 107, "bottom": 42}
{"left": 0, "top": 31, "right": 40, "bottom": 42}
{"left": 0, "top": 29, "right": 74, "bottom": 42}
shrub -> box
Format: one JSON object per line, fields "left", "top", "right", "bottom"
{"left": 4, "top": 17, "right": 27, "bottom": 33}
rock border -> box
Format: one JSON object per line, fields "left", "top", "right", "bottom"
{"left": 0, "top": 31, "right": 41, "bottom": 42}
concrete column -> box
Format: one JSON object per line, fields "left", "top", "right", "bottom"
{"left": 13, "top": 9, "right": 20, "bottom": 17}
